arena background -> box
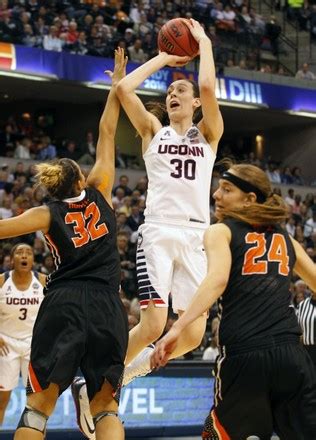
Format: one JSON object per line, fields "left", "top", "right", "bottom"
{"left": 0, "top": 0, "right": 316, "bottom": 438}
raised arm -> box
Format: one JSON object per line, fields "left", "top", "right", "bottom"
{"left": 116, "top": 52, "right": 190, "bottom": 148}
{"left": 290, "top": 236, "right": 316, "bottom": 292}
{"left": 188, "top": 20, "right": 223, "bottom": 150}
{"left": 86, "top": 48, "right": 127, "bottom": 205}
{"left": 0, "top": 206, "right": 51, "bottom": 239}
{"left": 151, "top": 223, "right": 232, "bottom": 367}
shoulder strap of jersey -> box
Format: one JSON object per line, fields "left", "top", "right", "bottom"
{"left": 4, "top": 271, "right": 10, "bottom": 282}
{"left": 221, "top": 218, "right": 241, "bottom": 231}
{"left": 33, "top": 271, "right": 39, "bottom": 280}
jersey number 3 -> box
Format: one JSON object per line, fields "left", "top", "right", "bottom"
{"left": 65, "top": 202, "right": 108, "bottom": 248}
{"left": 242, "top": 232, "right": 289, "bottom": 276}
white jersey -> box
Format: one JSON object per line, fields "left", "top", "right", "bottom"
{"left": 144, "top": 125, "right": 216, "bottom": 227}
{"left": 0, "top": 271, "right": 44, "bottom": 339}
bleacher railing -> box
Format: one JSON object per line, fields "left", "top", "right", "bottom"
{"left": 257, "top": 0, "right": 299, "bottom": 74}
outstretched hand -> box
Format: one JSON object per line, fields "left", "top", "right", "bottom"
{"left": 185, "top": 18, "right": 207, "bottom": 44}
{"left": 150, "top": 325, "right": 181, "bottom": 369}
{"left": 105, "top": 47, "right": 128, "bottom": 86}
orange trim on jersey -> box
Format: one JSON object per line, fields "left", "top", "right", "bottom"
{"left": 45, "top": 233, "right": 61, "bottom": 265}
{"left": 211, "top": 410, "right": 230, "bottom": 440}
{"left": 28, "top": 363, "right": 43, "bottom": 393}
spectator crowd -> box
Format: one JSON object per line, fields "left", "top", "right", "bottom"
{"left": 0, "top": 0, "right": 271, "bottom": 62}
{"left": 0, "top": 0, "right": 316, "bottom": 360}
{"left": 0, "top": 0, "right": 315, "bottom": 77}
{"left": 0, "top": 111, "right": 141, "bottom": 169}
{"left": 0, "top": 152, "right": 315, "bottom": 359}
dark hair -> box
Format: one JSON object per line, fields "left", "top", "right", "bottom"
{"left": 145, "top": 101, "right": 169, "bottom": 126}
{"left": 182, "top": 79, "right": 202, "bottom": 123}
{"left": 145, "top": 79, "right": 202, "bottom": 126}
{"left": 4, "top": 182, "right": 13, "bottom": 193}
{"left": 10, "top": 243, "right": 33, "bottom": 259}
{"left": 35, "top": 158, "right": 81, "bottom": 200}
{"left": 186, "top": 79, "right": 200, "bottom": 98}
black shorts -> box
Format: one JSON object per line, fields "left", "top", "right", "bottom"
{"left": 27, "top": 281, "right": 128, "bottom": 401}
{"left": 202, "top": 340, "right": 316, "bottom": 440}
{"left": 305, "top": 344, "right": 316, "bottom": 368}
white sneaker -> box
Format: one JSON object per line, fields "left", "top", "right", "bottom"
{"left": 123, "top": 344, "right": 155, "bottom": 386}
{"left": 71, "top": 377, "right": 95, "bottom": 440}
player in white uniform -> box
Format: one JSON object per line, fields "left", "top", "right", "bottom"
{"left": 0, "top": 243, "right": 45, "bottom": 424}
{"left": 137, "top": 126, "right": 215, "bottom": 313}
{"left": 116, "top": 17, "right": 223, "bottom": 368}
{"left": 72, "top": 19, "right": 223, "bottom": 439}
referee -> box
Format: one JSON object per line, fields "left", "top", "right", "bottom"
{"left": 297, "top": 290, "right": 316, "bottom": 367}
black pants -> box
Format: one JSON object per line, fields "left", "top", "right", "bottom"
{"left": 27, "top": 282, "right": 128, "bottom": 401}
{"left": 305, "top": 345, "right": 316, "bottom": 369}
{"left": 202, "top": 342, "right": 316, "bottom": 440}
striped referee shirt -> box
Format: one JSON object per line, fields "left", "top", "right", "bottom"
{"left": 297, "top": 297, "right": 316, "bottom": 345}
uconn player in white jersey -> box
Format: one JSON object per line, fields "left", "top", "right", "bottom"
{"left": 117, "top": 19, "right": 223, "bottom": 372}
{"left": 73, "top": 20, "right": 223, "bottom": 438}
{"left": 0, "top": 243, "right": 45, "bottom": 424}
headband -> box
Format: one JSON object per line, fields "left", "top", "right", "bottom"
{"left": 221, "top": 171, "right": 267, "bottom": 203}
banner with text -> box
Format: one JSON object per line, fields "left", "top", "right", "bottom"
{"left": 1, "top": 375, "right": 214, "bottom": 431}
{"left": 1, "top": 43, "right": 316, "bottom": 112}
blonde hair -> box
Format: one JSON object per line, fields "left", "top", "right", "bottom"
{"left": 35, "top": 158, "right": 81, "bottom": 200}
{"left": 218, "top": 162, "right": 289, "bottom": 225}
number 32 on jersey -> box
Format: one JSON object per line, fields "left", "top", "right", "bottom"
{"left": 242, "top": 232, "right": 290, "bottom": 276}
{"left": 65, "top": 202, "right": 108, "bottom": 248}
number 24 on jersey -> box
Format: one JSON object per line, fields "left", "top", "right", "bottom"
{"left": 242, "top": 232, "right": 290, "bottom": 276}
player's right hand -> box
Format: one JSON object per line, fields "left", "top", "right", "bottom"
{"left": 0, "top": 337, "right": 9, "bottom": 356}
{"left": 105, "top": 47, "right": 128, "bottom": 86}
{"left": 150, "top": 325, "right": 181, "bottom": 369}
{"left": 160, "top": 52, "right": 191, "bottom": 67}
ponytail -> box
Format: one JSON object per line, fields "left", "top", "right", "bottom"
{"left": 220, "top": 193, "right": 289, "bottom": 226}
{"left": 35, "top": 158, "right": 81, "bottom": 200}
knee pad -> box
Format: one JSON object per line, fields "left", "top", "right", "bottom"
{"left": 17, "top": 405, "right": 48, "bottom": 434}
{"left": 93, "top": 410, "right": 119, "bottom": 427}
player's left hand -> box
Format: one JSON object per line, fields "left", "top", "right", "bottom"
{"left": 186, "top": 18, "right": 207, "bottom": 44}
{"left": 150, "top": 326, "right": 181, "bottom": 369}
{"left": 105, "top": 47, "right": 128, "bottom": 86}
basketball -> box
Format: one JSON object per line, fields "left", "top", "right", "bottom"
{"left": 158, "top": 18, "right": 199, "bottom": 58}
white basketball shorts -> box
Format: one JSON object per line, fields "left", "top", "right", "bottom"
{"left": 136, "top": 221, "right": 207, "bottom": 313}
{"left": 0, "top": 333, "right": 31, "bottom": 390}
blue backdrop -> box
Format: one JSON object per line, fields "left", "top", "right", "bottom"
{"left": 1, "top": 43, "right": 316, "bottom": 112}
{"left": 1, "top": 375, "right": 214, "bottom": 431}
